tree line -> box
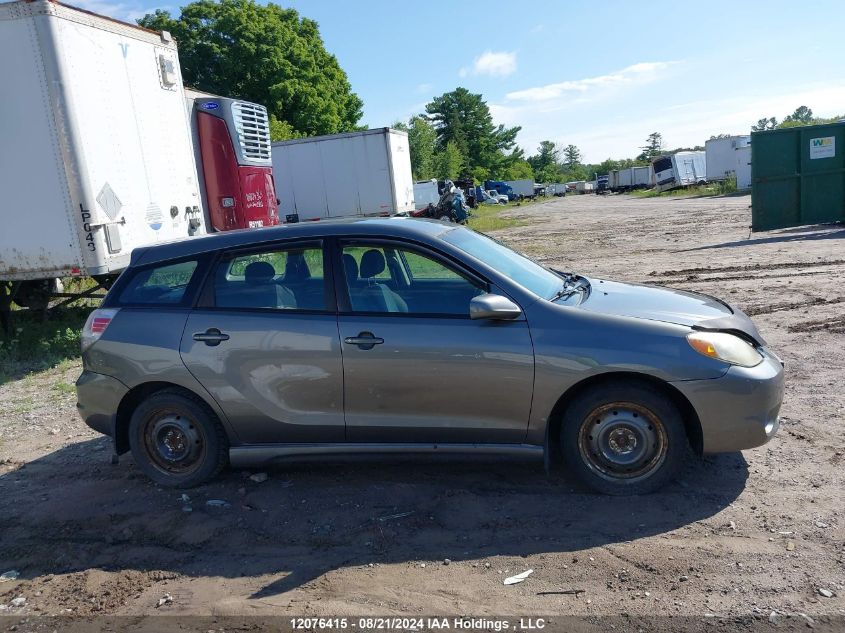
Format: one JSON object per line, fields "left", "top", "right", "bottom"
{"left": 138, "top": 1, "right": 843, "bottom": 185}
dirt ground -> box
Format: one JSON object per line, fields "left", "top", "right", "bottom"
{"left": 0, "top": 193, "right": 843, "bottom": 626}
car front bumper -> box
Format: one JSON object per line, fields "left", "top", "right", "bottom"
{"left": 671, "top": 348, "right": 784, "bottom": 453}
{"left": 75, "top": 370, "right": 128, "bottom": 437}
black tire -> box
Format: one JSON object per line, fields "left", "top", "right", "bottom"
{"left": 128, "top": 389, "right": 228, "bottom": 488}
{"left": 559, "top": 381, "right": 689, "bottom": 495}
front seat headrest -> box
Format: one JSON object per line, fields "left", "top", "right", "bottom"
{"left": 359, "top": 249, "right": 386, "bottom": 278}
{"left": 244, "top": 261, "right": 275, "bottom": 284}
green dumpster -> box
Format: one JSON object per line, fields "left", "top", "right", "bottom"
{"left": 751, "top": 122, "right": 845, "bottom": 231}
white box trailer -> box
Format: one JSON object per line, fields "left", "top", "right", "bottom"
{"left": 271, "top": 128, "right": 414, "bottom": 221}
{"left": 0, "top": 0, "right": 207, "bottom": 286}
{"left": 413, "top": 179, "right": 440, "bottom": 210}
{"left": 735, "top": 145, "right": 752, "bottom": 190}
{"left": 503, "top": 179, "right": 535, "bottom": 199}
{"left": 652, "top": 151, "right": 707, "bottom": 193}
{"left": 705, "top": 135, "right": 751, "bottom": 181}
{"left": 632, "top": 166, "right": 653, "bottom": 188}
{"left": 618, "top": 168, "right": 634, "bottom": 189}
{"left": 608, "top": 170, "right": 620, "bottom": 191}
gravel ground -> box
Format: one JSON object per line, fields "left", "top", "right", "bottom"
{"left": 0, "top": 193, "right": 842, "bottom": 627}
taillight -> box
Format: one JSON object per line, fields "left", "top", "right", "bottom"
{"left": 81, "top": 308, "right": 119, "bottom": 352}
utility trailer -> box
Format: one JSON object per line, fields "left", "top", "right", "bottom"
{"left": 271, "top": 128, "right": 414, "bottom": 222}
{"left": 652, "top": 151, "right": 707, "bottom": 193}
{"left": 0, "top": 0, "right": 278, "bottom": 313}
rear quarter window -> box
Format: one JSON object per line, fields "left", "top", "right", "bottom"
{"left": 117, "top": 260, "right": 199, "bottom": 306}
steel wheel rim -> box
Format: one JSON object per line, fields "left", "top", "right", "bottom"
{"left": 143, "top": 409, "right": 205, "bottom": 475}
{"left": 577, "top": 402, "right": 668, "bottom": 483}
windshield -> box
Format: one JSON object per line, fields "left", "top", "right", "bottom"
{"left": 443, "top": 228, "right": 564, "bottom": 299}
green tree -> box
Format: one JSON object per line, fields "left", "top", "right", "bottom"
{"left": 562, "top": 144, "right": 582, "bottom": 170}
{"left": 783, "top": 105, "right": 813, "bottom": 125}
{"left": 404, "top": 116, "right": 437, "bottom": 180}
{"left": 637, "top": 132, "right": 663, "bottom": 162}
{"left": 269, "top": 115, "right": 302, "bottom": 142}
{"left": 527, "top": 141, "right": 561, "bottom": 182}
{"left": 138, "top": 0, "right": 363, "bottom": 137}
{"left": 433, "top": 141, "right": 464, "bottom": 180}
{"left": 500, "top": 159, "right": 534, "bottom": 181}
{"left": 424, "top": 87, "right": 522, "bottom": 177}
{"left": 751, "top": 117, "right": 778, "bottom": 131}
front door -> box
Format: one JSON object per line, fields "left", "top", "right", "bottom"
{"left": 180, "top": 241, "right": 344, "bottom": 444}
{"left": 336, "top": 240, "right": 535, "bottom": 444}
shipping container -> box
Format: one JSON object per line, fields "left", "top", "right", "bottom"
{"left": 0, "top": 0, "right": 207, "bottom": 284}
{"left": 652, "top": 151, "right": 707, "bottom": 193}
{"left": 751, "top": 122, "right": 845, "bottom": 231}
{"left": 705, "top": 135, "right": 751, "bottom": 182}
{"left": 271, "top": 128, "right": 414, "bottom": 221}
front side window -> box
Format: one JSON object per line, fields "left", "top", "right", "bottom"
{"left": 341, "top": 243, "right": 484, "bottom": 316}
{"left": 118, "top": 260, "right": 198, "bottom": 305}
{"left": 214, "top": 245, "right": 326, "bottom": 311}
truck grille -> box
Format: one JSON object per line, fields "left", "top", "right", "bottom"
{"left": 231, "top": 101, "right": 271, "bottom": 162}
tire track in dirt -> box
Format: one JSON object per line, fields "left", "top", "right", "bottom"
{"left": 788, "top": 316, "right": 845, "bottom": 334}
{"left": 743, "top": 297, "right": 845, "bottom": 317}
{"left": 649, "top": 259, "right": 845, "bottom": 278}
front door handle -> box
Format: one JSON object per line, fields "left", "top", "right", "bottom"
{"left": 344, "top": 331, "right": 384, "bottom": 350}
{"left": 193, "top": 328, "right": 230, "bottom": 346}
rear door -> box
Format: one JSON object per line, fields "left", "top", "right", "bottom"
{"left": 179, "top": 240, "right": 344, "bottom": 444}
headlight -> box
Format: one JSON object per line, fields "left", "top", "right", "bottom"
{"left": 687, "top": 331, "right": 763, "bottom": 367}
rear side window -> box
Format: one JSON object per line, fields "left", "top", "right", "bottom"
{"left": 118, "top": 260, "right": 198, "bottom": 305}
{"left": 213, "top": 245, "right": 327, "bottom": 311}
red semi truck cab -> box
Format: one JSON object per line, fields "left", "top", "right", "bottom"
{"left": 187, "top": 93, "right": 279, "bottom": 231}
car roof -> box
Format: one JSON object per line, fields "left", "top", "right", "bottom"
{"left": 131, "top": 217, "right": 456, "bottom": 267}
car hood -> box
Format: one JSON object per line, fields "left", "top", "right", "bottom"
{"left": 576, "top": 278, "right": 765, "bottom": 344}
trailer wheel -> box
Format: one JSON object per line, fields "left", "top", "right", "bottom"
{"left": 14, "top": 279, "right": 62, "bottom": 311}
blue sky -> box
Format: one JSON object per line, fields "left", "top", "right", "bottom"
{"left": 74, "top": 0, "right": 845, "bottom": 162}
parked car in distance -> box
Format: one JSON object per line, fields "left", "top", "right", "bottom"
{"left": 77, "top": 218, "right": 783, "bottom": 495}
{"left": 478, "top": 188, "right": 508, "bottom": 204}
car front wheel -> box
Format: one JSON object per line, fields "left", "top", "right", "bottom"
{"left": 128, "top": 389, "right": 228, "bottom": 488}
{"left": 559, "top": 381, "right": 689, "bottom": 495}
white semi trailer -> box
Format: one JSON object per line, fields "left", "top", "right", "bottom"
{"left": 705, "top": 135, "right": 751, "bottom": 182}
{"left": 0, "top": 0, "right": 278, "bottom": 312}
{"left": 652, "top": 151, "right": 707, "bottom": 193}
{"left": 271, "top": 128, "right": 414, "bottom": 221}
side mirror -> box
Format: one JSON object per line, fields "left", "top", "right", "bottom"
{"left": 470, "top": 293, "right": 522, "bottom": 320}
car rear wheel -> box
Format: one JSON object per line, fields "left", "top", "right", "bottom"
{"left": 559, "top": 381, "right": 688, "bottom": 495}
{"left": 128, "top": 389, "right": 228, "bottom": 488}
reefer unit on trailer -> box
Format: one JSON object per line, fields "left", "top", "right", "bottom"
{"left": 185, "top": 89, "right": 279, "bottom": 231}
{"left": 271, "top": 128, "right": 414, "bottom": 222}
{"left": 0, "top": 0, "right": 206, "bottom": 284}
{"left": 705, "top": 135, "right": 751, "bottom": 181}
{"left": 413, "top": 180, "right": 440, "bottom": 211}
{"left": 652, "top": 151, "right": 707, "bottom": 193}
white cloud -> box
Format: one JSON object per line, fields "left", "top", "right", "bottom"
{"left": 500, "top": 81, "right": 845, "bottom": 163}
{"left": 460, "top": 50, "right": 517, "bottom": 78}
{"left": 506, "top": 62, "right": 676, "bottom": 102}
{"left": 415, "top": 83, "right": 433, "bottom": 95}
{"left": 71, "top": 1, "right": 171, "bottom": 23}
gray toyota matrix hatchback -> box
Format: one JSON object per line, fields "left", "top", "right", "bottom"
{"left": 76, "top": 218, "right": 783, "bottom": 494}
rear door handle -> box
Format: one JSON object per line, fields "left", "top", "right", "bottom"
{"left": 344, "top": 332, "right": 384, "bottom": 350}
{"left": 193, "top": 328, "right": 230, "bottom": 346}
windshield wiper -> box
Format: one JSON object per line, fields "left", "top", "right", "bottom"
{"left": 549, "top": 276, "right": 589, "bottom": 302}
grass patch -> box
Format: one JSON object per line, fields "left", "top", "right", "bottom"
{"left": 631, "top": 177, "right": 739, "bottom": 199}
{"left": 52, "top": 381, "right": 76, "bottom": 395}
{"left": 0, "top": 307, "right": 88, "bottom": 383}
{"left": 467, "top": 200, "right": 532, "bottom": 232}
